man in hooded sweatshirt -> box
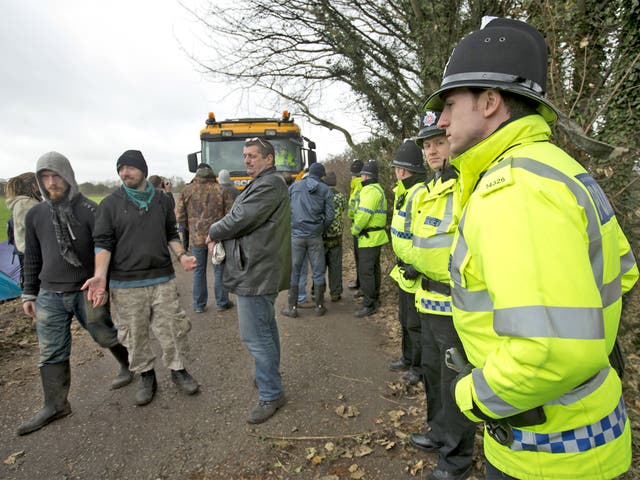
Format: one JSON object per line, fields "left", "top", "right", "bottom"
{"left": 281, "top": 162, "right": 334, "bottom": 318}
{"left": 83, "top": 150, "right": 200, "bottom": 407}
{"left": 18, "top": 151, "right": 133, "bottom": 436}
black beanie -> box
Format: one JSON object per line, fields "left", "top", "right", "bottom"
{"left": 117, "top": 150, "right": 148, "bottom": 178}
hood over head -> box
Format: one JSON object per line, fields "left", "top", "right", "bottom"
{"left": 36, "top": 151, "right": 79, "bottom": 202}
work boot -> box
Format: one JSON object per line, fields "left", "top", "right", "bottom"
{"left": 410, "top": 433, "right": 441, "bottom": 452}
{"left": 135, "top": 369, "right": 157, "bottom": 406}
{"left": 354, "top": 305, "right": 376, "bottom": 317}
{"left": 281, "top": 286, "right": 299, "bottom": 317}
{"left": 402, "top": 369, "right": 422, "bottom": 386}
{"left": 314, "top": 285, "right": 326, "bottom": 316}
{"left": 17, "top": 361, "right": 72, "bottom": 436}
{"left": 247, "top": 394, "right": 287, "bottom": 424}
{"left": 171, "top": 369, "right": 200, "bottom": 395}
{"left": 108, "top": 344, "right": 133, "bottom": 389}
{"left": 389, "top": 359, "right": 410, "bottom": 372}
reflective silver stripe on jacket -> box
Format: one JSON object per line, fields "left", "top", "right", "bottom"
{"left": 546, "top": 367, "right": 609, "bottom": 406}
{"left": 494, "top": 306, "right": 604, "bottom": 339}
{"left": 474, "top": 366, "right": 611, "bottom": 418}
{"left": 412, "top": 234, "right": 454, "bottom": 249}
{"left": 404, "top": 185, "right": 426, "bottom": 234}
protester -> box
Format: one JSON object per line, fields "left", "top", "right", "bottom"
{"left": 423, "top": 17, "right": 638, "bottom": 479}
{"left": 149, "top": 174, "right": 175, "bottom": 210}
{"left": 322, "top": 171, "right": 347, "bottom": 302}
{"left": 208, "top": 138, "right": 291, "bottom": 424}
{"left": 83, "top": 150, "right": 200, "bottom": 407}
{"left": 408, "top": 112, "right": 476, "bottom": 479}
{"left": 282, "top": 162, "right": 334, "bottom": 317}
{"left": 217, "top": 169, "right": 240, "bottom": 201}
{"left": 5, "top": 172, "right": 41, "bottom": 288}
{"left": 176, "top": 163, "right": 234, "bottom": 313}
{"left": 351, "top": 160, "right": 388, "bottom": 317}
{"left": 17, "top": 152, "right": 132, "bottom": 436}
{"left": 388, "top": 141, "right": 427, "bottom": 386}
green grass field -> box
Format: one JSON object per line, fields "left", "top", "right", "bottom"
{"left": 0, "top": 199, "right": 10, "bottom": 242}
{"left": 0, "top": 196, "right": 104, "bottom": 243}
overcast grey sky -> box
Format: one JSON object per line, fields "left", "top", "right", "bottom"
{"left": 0, "top": 1, "right": 357, "bottom": 183}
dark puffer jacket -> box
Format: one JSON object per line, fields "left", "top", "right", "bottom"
{"left": 208, "top": 167, "right": 291, "bottom": 296}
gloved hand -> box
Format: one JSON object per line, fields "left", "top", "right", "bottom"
{"left": 401, "top": 265, "right": 419, "bottom": 280}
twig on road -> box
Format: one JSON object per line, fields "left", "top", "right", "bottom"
{"left": 330, "top": 373, "right": 374, "bottom": 384}
{"left": 248, "top": 430, "right": 383, "bottom": 441}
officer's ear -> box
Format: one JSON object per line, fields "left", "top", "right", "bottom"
{"left": 483, "top": 90, "right": 503, "bottom": 118}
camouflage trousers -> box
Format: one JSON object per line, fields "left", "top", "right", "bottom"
{"left": 110, "top": 279, "right": 192, "bottom": 373}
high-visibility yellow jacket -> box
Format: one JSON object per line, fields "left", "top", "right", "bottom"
{"left": 389, "top": 177, "right": 427, "bottom": 293}
{"left": 408, "top": 171, "right": 461, "bottom": 314}
{"left": 348, "top": 177, "right": 362, "bottom": 220}
{"left": 450, "top": 114, "right": 639, "bottom": 479}
{"left": 350, "top": 181, "right": 388, "bottom": 248}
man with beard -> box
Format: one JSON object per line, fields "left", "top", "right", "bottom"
{"left": 83, "top": 150, "right": 200, "bottom": 407}
{"left": 18, "top": 152, "right": 132, "bottom": 435}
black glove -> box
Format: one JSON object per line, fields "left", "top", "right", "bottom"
{"left": 401, "top": 265, "right": 419, "bottom": 280}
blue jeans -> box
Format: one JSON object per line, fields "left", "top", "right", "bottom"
{"left": 290, "top": 236, "right": 325, "bottom": 289}
{"left": 213, "top": 262, "right": 230, "bottom": 307}
{"left": 236, "top": 294, "right": 282, "bottom": 401}
{"left": 35, "top": 289, "right": 118, "bottom": 366}
{"left": 192, "top": 245, "right": 230, "bottom": 310}
{"left": 298, "top": 253, "right": 309, "bottom": 302}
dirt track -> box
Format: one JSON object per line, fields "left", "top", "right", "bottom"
{"left": 0, "top": 265, "right": 470, "bottom": 480}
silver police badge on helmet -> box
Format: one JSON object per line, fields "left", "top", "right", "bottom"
{"left": 423, "top": 111, "right": 438, "bottom": 127}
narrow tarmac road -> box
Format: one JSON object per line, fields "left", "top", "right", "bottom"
{"left": 0, "top": 265, "right": 448, "bottom": 479}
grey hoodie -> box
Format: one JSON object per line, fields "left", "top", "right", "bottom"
{"left": 36, "top": 151, "right": 79, "bottom": 202}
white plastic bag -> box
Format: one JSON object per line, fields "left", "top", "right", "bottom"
{"left": 211, "top": 242, "right": 226, "bottom": 265}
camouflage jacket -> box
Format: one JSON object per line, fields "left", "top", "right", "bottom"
{"left": 175, "top": 178, "right": 234, "bottom": 246}
{"left": 324, "top": 189, "right": 347, "bottom": 239}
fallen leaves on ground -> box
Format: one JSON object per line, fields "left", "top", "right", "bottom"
{"left": 335, "top": 404, "right": 360, "bottom": 418}
{"left": 4, "top": 451, "right": 25, "bottom": 465}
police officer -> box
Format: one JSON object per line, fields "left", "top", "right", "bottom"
{"left": 347, "top": 160, "right": 364, "bottom": 291}
{"left": 388, "top": 141, "right": 427, "bottom": 384}
{"left": 423, "top": 17, "right": 638, "bottom": 479}
{"left": 351, "top": 160, "right": 388, "bottom": 317}
{"left": 408, "top": 112, "right": 476, "bottom": 479}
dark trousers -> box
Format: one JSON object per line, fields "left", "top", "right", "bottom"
{"left": 420, "top": 312, "right": 476, "bottom": 473}
{"left": 352, "top": 236, "right": 360, "bottom": 287}
{"left": 398, "top": 288, "right": 421, "bottom": 371}
{"left": 485, "top": 461, "right": 519, "bottom": 479}
{"left": 356, "top": 245, "right": 381, "bottom": 308}
{"left": 325, "top": 241, "right": 343, "bottom": 297}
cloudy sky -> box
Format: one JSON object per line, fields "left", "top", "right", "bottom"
{"left": 0, "top": 1, "right": 358, "bottom": 183}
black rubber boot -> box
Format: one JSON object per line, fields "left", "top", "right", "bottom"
{"left": 17, "top": 361, "right": 72, "bottom": 436}
{"left": 108, "top": 344, "right": 134, "bottom": 390}
{"left": 281, "top": 286, "right": 299, "bottom": 318}
{"left": 314, "top": 285, "right": 326, "bottom": 316}
{"left": 135, "top": 370, "right": 157, "bottom": 406}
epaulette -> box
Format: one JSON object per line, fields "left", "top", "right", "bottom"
{"left": 477, "top": 158, "right": 514, "bottom": 196}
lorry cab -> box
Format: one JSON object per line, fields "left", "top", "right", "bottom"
{"left": 188, "top": 110, "right": 317, "bottom": 189}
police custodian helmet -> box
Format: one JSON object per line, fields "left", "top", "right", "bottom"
{"left": 415, "top": 110, "right": 445, "bottom": 148}
{"left": 391, "top": 140, "right": 426, "bottom": 174}
{"left": 424, "top": 17, "right": 558, "bottom": 124}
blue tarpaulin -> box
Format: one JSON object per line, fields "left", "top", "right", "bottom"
{"left": 0, "top": 240, "right": 21, "bottom": 301}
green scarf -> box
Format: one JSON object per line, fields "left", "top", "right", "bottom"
{"left": 123, "top": 180, "right": 156, "bottom": 211}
